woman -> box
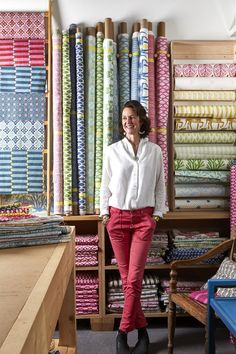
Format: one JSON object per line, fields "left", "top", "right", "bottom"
{"left": 100, "top": 100, "right": 167, "bottom": 354}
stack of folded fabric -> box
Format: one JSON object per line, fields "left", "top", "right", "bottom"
{"left": 0, "top": 209, "right": 71, "bottom": 249}
{"left": 75, "top": 272, "right": 99, "bottom": 315}
{"left": 173, "top": 62, "right": 236, "bottom": 210}
{"left": 75, "top": 234, "right": 98, "bottom": 266}
{"left": 146, "top": 231, "right": 169, "bottom": 265}
{"left": 106, "top": 272, "right": 161, "bottom": 313}
{"left": 160, "top": 279, "right": 204, "bottom": 313}
{"left": 165, "top": 229, "right": 227, "bottom": 263}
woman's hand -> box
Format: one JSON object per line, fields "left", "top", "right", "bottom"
{"left": 152, "top": 215, "right": 160, "bottom": 222}
{"left": 102, "top": 214, "right": 110, "bottom": 225}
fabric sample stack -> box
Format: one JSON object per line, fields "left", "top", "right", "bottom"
{"left": 0, "top": 12, "right": 46, "bottom": 197}
{"left": 0, "top": 212, "right": 71, "bottom": 249}
{"left": 146, "top": 231, "right": 168, "bottom": 265}
{"left": 106, "top": 272, "right": 161, "bottom": 313}
{"left": 75, "top": 234, "right": 99, "bottom": 266}
{"left": 173, "top": 62, "right": 236, "bottom": 210}
{"left": 75, "top": 271, "right": 99, "bottom": 315}
{"left": 165, "top": 229, "right": 227, "bottom": 263}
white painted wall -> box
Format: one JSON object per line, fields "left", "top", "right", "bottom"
{"left": 2, "top": 0, "right": 236, "bottom": 40}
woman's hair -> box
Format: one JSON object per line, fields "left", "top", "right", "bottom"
{"left": 120, "top": 100, "right": 151, "bottom": 139}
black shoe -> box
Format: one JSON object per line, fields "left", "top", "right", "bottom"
{"left": 132, "top": 327, "right": 149, "bottom": 354}
{"left": 116, "top": 330, "right": 130, "bottom": 354}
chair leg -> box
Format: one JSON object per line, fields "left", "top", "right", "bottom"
{"left": 168, "top": 300, "right": 176, "bottom": 354}
{"left": 206, "top": 304, "right": 216, "bottom": 354}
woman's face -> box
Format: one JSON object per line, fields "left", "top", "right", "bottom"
{"left": 122, "top": 107, "right": 141, "bottom": 137}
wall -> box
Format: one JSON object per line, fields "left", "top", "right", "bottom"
{"left": 2, "top": 0, "right": 236, "bottom": 39}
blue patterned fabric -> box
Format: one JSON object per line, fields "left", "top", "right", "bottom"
{"left": 0, "top": 67, "right": 46, "bottom": 93}
{"left": 69, "top": 24, "right": 78, "bottom": 213}
{"left": 0, "top": 93, "right": 45, "bottom": 120}
{"left": 75, "top": 30, "right": 86, "bottom": 215}
{"left": 0, "top": 119, "right": 44, "bottom": 150}
{"left": 0, "top": 150, "right": 43, "bottom": 194}
{"left": 131, "top": 31, "right": 139, "bottom": 101}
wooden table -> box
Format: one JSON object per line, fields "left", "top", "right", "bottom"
{"left": 0, "top": 227, "right": 76, "bottom": 354}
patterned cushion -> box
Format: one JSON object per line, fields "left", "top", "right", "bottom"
{"left": 202, "top": 257, "right": 236, "bottom": 297}
{"left": 189, "top": 289, "right": 208, "bottom": 304}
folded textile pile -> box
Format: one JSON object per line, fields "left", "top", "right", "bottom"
{"left": 75, "top": 272, "right": 99, "bottom": 315}
{"left": 0, "top": 212, "right": 71, "bottom": 249}
{"left": 165, "top": 229, "right": 227, "bottom": 263}
{"left": 107, "top": 272, "right": 161, "bottom": 313}
{"left": 75, "top": 234, "right": 98, "bottom": 266}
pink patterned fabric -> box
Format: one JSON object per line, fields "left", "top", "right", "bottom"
{"left": 148, "top": 31, "right": 157, "bottom": 143}
{"left": 155, "top": 36, "right": 170, "bottom": 189}
{"left": 230, "top": 164, "right": 236, "bottom": 232}
{"left": 75, "top": 272, "right": 99, "bottom": 314}
{"left": 175, "top": 64, "right": 236, "bottom": 77}
{"left": 0, "top": 12, "right": 45, "bottom": 39}
{"left": 189, "top": 289, "right": 208, "bottom": 304}
{"left": 0, "top": 39, "right": 45, "bottom": 66}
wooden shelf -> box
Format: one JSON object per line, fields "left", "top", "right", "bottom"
{"left": 76, "top": 266, "right": 99, "bottom": 271}
{"left": 105, "top": 264, "right": 218, "bottom": 270}
{"left": 63, "top": 210, "right": 229, "bottom": 222}
{"left": 76, "top": 314, "right": 100, "bottom": 319}
{"left": 171, "top": 40, "right": 236, "bottom": 61}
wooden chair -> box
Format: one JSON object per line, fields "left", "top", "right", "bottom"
{"left": 167, "top": 238, "right": 235, "bottom": 354}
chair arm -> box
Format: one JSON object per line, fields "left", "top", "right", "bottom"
{"left": 170, "top": 239, "right": 233, "bottom": 270}
{"left": 208, "top": 278, "right": 236, "bottom": 300}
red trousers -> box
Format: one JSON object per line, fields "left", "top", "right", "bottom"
{"left": 106, "top": 207, "right": 156, "bottom": 333}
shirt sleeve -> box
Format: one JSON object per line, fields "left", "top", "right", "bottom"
{"left": 100, "top": 147, "right": 112, "bottom": 217}
{"left": 153, "top": 148, "right": 169, "bottom": 217}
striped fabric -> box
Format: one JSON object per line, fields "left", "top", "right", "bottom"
{"left": 0, "top": 66, "right": 46, "bottom": 93}
{"left": 0, "top": 12, "right": 45, "bottom": 39}
{"left": 0, "top": 150, "right": 43, "bottom": 194}
{"left": 52, "top": 32, "right": 63, "bottom": 215}
{"left": 0, "top": 39, "right": 45, "bottom": 66}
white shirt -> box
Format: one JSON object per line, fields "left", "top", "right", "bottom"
{"left": 100, "top": 137, "right": 168, "bottom": 217}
